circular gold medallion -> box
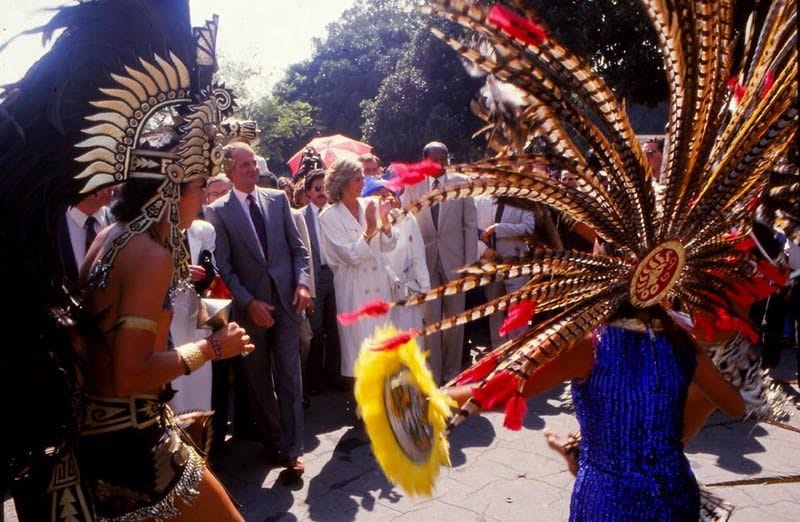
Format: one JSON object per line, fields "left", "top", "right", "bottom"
{"left": 630, "top": 240, "right": 685, "bottom": 307}
{"left": 384, "top": 367, "right": 434, "bottom": 463}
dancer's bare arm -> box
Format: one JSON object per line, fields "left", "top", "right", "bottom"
{"left": 691, "top": 351, "right": 745, "bottom": 418}
{"left": 446, "top": 335, "right": 594, "bottom": 408}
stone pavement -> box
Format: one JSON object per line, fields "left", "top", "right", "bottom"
{"left": 4, "top": 359, "right": 800, "bottom": 521}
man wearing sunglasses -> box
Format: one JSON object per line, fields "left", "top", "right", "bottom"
{"left": 302, "top": 169, "right": 342, "bottom": 394}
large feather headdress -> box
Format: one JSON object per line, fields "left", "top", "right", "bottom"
{"left": 376, "top": 0, "right": 797, "bottom": 428}
{"left": 0, "top": 0, "right": 248, "bottom": 483}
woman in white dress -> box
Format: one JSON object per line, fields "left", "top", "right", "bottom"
{"left": 169, "top": 218, "right": 217, "bottom": 413}
{"left": 319, "top": 159, "right": 398, "bottom": 378}
{"left": 362, "top": 179, "right": 431, "bottom": 332}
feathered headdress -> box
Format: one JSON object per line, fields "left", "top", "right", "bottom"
{"left": 356, "top": 0, "right": 797, "bottom": 433}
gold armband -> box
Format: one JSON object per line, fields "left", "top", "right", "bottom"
{"left": 176, "top": 343, "right": 206, "bottom": 375}
{"left": 114, "top": 316, "right": 158, "bottom": 334}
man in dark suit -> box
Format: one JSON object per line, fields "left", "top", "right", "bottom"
{"left": 302, "top": 169, "right": 341, "bottom": 394}
{"left": 205, "top": 142, "right": 311, "bottom": 475}
{"left": 58, "top": 185, "right": 115, "bottom": 285}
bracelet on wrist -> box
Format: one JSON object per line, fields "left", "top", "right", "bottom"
{"left": 176, "top": 344, "right": 205, "bottom": 375}
{"left": 206, "top": 335, "right": 224, "bottom": 361}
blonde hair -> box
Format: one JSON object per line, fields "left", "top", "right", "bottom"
{"left": 358, "top": 153, "right": 380, "bottom": 165}
{"left": 325, "top": 158, "right": 362, "bottom": 203}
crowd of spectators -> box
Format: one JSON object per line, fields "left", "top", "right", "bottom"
{"left": 62, "top": 136, "right": 799, "bottom": 477}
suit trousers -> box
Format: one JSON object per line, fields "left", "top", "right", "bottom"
{"left": 307, "top": 265, "right": 341, "bottom": 388}
{"left": 240, "top": 285, "right": 305, "bottom": 459}
{"left": 424, "top": 258, "right": 466, "bottom": 385}
{"left": 211, "top": 356, "right": 253, "bottom": 446}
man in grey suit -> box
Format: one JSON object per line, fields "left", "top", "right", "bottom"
{"left": 205, "top": 142, "right": 311, "bottom": 474}
{"left": 401, "top": 142, "right": 478, "bottom": 385}
{"left": 477, "top": 196, "right": 536, "bottom": 348}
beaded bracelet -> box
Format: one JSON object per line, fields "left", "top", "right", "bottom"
{"left": 176, "top": 344, "right": 205, "bottom": 375}
{"left": 207, "top": 335, "right": 223, "bottom": 361}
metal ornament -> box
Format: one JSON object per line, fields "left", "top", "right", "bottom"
{"left": 630, "top": 241, "right": 686, "bottom": 308}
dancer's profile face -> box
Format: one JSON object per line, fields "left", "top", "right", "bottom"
{"left": 179, "top": 179, "right": 206, "bottom": 228}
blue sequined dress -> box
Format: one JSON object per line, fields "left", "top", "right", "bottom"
{"left": 570, "top": 324, "right": 699, "bottom": 521}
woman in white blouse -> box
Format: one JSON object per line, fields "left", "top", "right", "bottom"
{"left": 319, "top": 159, "right": 398, "bottom": 378}
{"left": 362, "top": 179, "right": 431, "bottom": 332}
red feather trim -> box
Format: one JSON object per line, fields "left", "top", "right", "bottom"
{"left": 756, "top": 259, "right": 788, "bottom": 287}
{"left": 499, "top": 300, "right": 536, "bottom": 337}
{"left": 488, "top": 5, "right": 547, "bottom": 47}
{"left": 502, "top": 393, "right": 527, "bottom": 431}
{"left": 455, "top": 351, "right": 502, "bottom": 385}
{"left": 386, "top": 159, "right": 443, "bottom": 191}
{"left": 366, "top": 329, "right": 419, "bottom": 352}
{"left": 693, "top": 312, "right": 716, "bottom": 342}
{"left": 472, "top": 371, "right": 517, "bottom": 410}
{"left": 337, "top": 299, "right": 391, "bottom": 326}
{"left": 717, "top": 309, "right": 759, "bottom": 343}
{"left": 746, "top": 195, "right": 760, "bottom": 213}
{"left": 732, "top": 236, "right": 756, "bottom": 251}
{"left": 206, "top": 275, "right": 233, "bottom": 300}
{"left": 760, "top": 70, "right": 775, "bottom": 99}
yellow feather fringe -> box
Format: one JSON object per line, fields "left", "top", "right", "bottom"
{"left": 354, "top": 325, "right": 456, "bottom": 496}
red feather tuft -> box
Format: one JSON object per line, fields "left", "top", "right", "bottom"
{"left": 499, "top": 300, "right": 536, "bottom": 337}
{"left": 746, "top": 195, "right": 760, "bottom": 213}
{"left": 732, "top": 236, "right": 756, "bottom": 251}
{"left": 337, "top": 299, "right": 391, "bottom": 326}
{"left": 503, "top": 393, "right": 527, "bottom": 431}
{"left": 693, "top": 312, "right": 716, "bottom": 342}
{"left": 727, "top": 77, "right": 746, "bottom": 109}
{"left": 760, "top": 70, "right": 775, "bottom": 99}
{"left": 472, "top": 371, "right": 517, "bottom": 410}
{"left": 367, "top": 329, "right": 419, "bottom": 352}
{"left": 488, "top": 4, "right": 547, "bottom": 47}
{"left": 717, "top": 309, "right": 759, "bottom": 343}
{"left": 455, "top": 351, "right": 501, "bottom": 385}
{"left": 386, "top": 159, "right": 443, "bottom": 191}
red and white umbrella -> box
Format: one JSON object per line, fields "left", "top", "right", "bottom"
{"left": 287, "top": 134, "right": 372, "bottom": 175}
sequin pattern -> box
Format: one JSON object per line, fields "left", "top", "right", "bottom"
{"left": 570, "top": 325, "right": 699, "bottom": 521}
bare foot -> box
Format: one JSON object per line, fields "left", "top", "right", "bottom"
{"left": 544, "top": 431, "right": 579, "bottom": 476}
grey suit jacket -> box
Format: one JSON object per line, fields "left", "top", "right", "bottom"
{"left": 291, "top": 208, "right": 315, "bottom": 298}
{"left": 205, "top": 188, "right": 311, "bottom": 323}
{"left": 401, "top": 174, "right": 478, "bottom": 281}
{"left": 302, "top": 204, "right": 323, "bottom": 284}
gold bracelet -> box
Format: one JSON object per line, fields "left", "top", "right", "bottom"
{"left": 176, "top": 343, "right": 206, "bottom": 375}
{"left": 363, "top": 230, "right": 378, "bottom": 242}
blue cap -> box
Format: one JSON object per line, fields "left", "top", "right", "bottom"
{"left": 361, "top": 176, "right": 390, "bottom": 198}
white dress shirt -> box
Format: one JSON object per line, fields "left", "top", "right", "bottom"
{"left": 232, "top": 186, "right": 264, "bottom": 260}
{"left": 66, "top": 206, "right": 111, "bottom": 269}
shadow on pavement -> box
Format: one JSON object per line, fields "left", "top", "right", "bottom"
{"left": 449, "top": 414, "right": 496, "bottom": 467}
{"left": 684, "top": 415, "right": 767, "bottom": 475}
{"left": 306, "top": 426, "right": 399, "bottom": 521}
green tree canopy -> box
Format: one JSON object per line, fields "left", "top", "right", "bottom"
{"left": 266, "top": 0, "right": 667, "bottom": 166}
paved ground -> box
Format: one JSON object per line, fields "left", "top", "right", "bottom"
{"left": 5, "top": 356, "right": 800, "bottom": 521}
